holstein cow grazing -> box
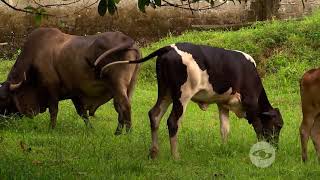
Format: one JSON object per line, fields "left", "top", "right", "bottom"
{"left": 0, "top": 28, "right": 140, "bottom": 135}
{"left": 103, "top": 42, "right": 283, "bottom": 159}
{"left": 300, "top": 68, "right": 320, "bottom": 162}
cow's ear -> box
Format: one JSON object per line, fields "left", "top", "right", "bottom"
{"left": 13, "top": 85, "right": 40, "bottom": 117}
{"left": 0, "top": 82, "right": 9, "bottom": 99}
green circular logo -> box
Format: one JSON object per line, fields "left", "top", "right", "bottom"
{"left": 249, "top": 141, "right": 275, "bottom": 168}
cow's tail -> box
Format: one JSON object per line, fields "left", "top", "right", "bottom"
{"left": 94, "top": 39, "right": 135, "bottom": 66}
{"left": 100, "top": 46, "right": 172, "bottom": 72}
{"left": 127, "top": 47, "right": 142, "bottom": 102}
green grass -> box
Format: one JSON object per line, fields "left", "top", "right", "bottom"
{"left": 1, "top": 11, "right": 320, "bottom": 179}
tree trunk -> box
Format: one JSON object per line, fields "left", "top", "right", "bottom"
{"left": 248, "top": 0, "right": 281, "bottom": 21}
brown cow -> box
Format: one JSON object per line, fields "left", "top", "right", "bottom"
{"left": 300, "top": 68, "right": 320, "bottom": 162}
{"left": 0, "top": 28, "right": 140, "bottom": 135}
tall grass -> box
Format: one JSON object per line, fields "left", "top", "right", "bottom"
{"left": 0, "top": 10, "right": 320, "bottom": 179}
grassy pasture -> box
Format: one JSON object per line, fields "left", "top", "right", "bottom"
{"left": 1, "top": 11, "right": 320, "bottom": 179}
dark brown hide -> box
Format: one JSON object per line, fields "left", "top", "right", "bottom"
{"left": 2, "top": 28, "right": 140, "bottom": 134}
{"left": 13, "top": 85, "right": 41, "bottom": 117}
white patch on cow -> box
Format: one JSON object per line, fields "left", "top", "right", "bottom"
{"left": 0, "top": 84, "right": 2, "bottom": 88}
{"left": 233, "top": 50, "right": 256, "bottom": 67}
{"left": 170, "top": 44, "right": 198, "bottom": 123}
{"left": 170, "top": 44, "right": 245, "bottom": 118}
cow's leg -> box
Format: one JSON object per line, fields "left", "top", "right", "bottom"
{"left": 113, "top": 98, "right": 124, "bottom": 135}
{"left": 72, "top": 98, "right": 92, "bottom": 128}
{"left": 218, "top": 105, "right": 230, "bottom": 144}
{"left": 167, "top": 94, "right": 191, "bottom": 159}
{"left": 310, "top": 114, "right": 320, "bottom": 161}
{"left": 113, "top": 90, "right": 131, "bottom": 135}
{"left": 300, "top": 109, "right": 315, "bottom": 162}
{"left": 148, "top": 96, "right": 171, "bottom": 159}
{"left": 48, "top": 95, "right": 59, "bottom": 129}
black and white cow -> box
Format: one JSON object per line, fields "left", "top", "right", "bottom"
{"left": 102, "top": 42, "right": 284, "bottom": 159}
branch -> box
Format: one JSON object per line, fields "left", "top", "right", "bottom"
{"left": 0, "top": 0, "right": 55, "bottom": 16}
{"left": 187, "top": 0, "right": 193, "bottom": 14}
{"left": 32, "top": 0, "right": 81, "bottom": 8}
{"left": 1, "top": 0, "right": 98, "bottom": 18}
{"left": 73, "top": 0, "right": 99, "bottom": 15}
{"left": 161, "top": 0, "right": 228, "bottom": 11}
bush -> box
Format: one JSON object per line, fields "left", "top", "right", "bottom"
{"left": 139, "top": 10, "right": 320, "bottom": 85}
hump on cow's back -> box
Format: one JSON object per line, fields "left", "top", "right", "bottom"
{"left": 28, "top": 28, "right": 62, "bottom": 39}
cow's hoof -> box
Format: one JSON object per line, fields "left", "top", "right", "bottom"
{"left": 149, "top": 147, "right": 159, "bottom": 159}
{"left": 85, "top": 122, "right": 94, "bottom": 129}
{"left": 172, "top": 153, "right": 180, "bottom": 160}
{"left": 125, "top": 126, "right": 132, "bottom": 134}
{"left": 302, "top": 156, "right": 308, "bottom": 163}
{"left": 114, "top": 129, "right": 122, "bottom": 136}
{"left": 114, "top": 124, "right": 124, "bottom": 135}
{"left": 49, "top": 123, "right": 56, "bottom": 130}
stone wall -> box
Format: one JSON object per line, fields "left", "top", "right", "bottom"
{"left": 278, "top": 0, "right": 320, "bottom": 19}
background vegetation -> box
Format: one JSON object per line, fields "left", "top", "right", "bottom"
{"left": 0, "top": 10, "right": 320, "bottom": 179}
{"left": 0, "top": 3, "right": 246, "bottom": 58}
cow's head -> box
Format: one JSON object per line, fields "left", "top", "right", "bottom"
{"left": 0, "top": 81, "right": 21, "bottom": 116}
{"left": 260, "top": 108, "right": 283, "bottom": 146}
{"left": 0, "top": 78, "right": 41, "bottom": 119}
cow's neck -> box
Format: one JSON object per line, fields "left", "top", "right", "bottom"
{"left": 258, "top": 88, "right": 273, "bottom": 112}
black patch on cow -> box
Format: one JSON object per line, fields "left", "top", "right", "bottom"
{"left": 175, "top": 43, "right": 256, "bottom": 94}
{"left": 156, "top": 49, "right": 187, "bottom": 137}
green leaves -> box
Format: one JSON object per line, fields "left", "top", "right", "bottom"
{"left": 24, "top": 5, "right": 47, "bottom": 26}
{"left": 138, "top": 0, "right": 148, "bottom": 12}
{"left": 138, "top": 0, "right": 162, "bottom": 12}
{"left": 108, "top": 0, "right": 117, "bottom": 15}
{"left": 98, "top": 0, "right": 119, "bottom": 16}
{"left": 24, "top": 5, "right": 37, "bottom": 12}
{"left": 98, "top": 0, "right": 107, "bottom": 16}
{"left": 154, "top": 0, "right": 161, "bottom": 6}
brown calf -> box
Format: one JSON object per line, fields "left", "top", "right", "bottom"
{"left": 300, "top": 68, "right": 320, "bottom": 162}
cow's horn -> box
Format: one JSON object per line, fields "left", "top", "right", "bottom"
{"left": 9, "top": 72, "right": 26, "bottom": 91}
{"left": 9, "top": 81, "right": 22, "bottom": 91}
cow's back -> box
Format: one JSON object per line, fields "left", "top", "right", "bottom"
{"left": 173, "top": 43, "right": 261, "bottom": 95}
{"left": 8, "top": 28, "right": 66, "bottom": 84}
{"left": 300, "top": 68, "right": 320, "bottom": 109}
